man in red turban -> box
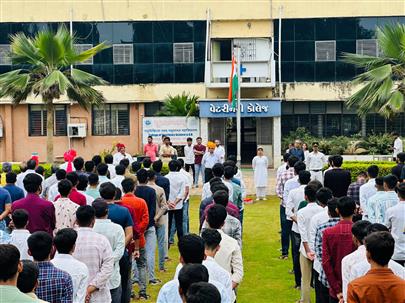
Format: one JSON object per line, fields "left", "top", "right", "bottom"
{"left": 113, "top": 143, "right": 133, "bottom": 166}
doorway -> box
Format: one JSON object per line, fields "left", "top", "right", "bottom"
{"left": 226, "top": 117, "right": 257, "bottom": 164}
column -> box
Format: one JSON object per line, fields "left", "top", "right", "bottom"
{"left": 4, "top": 105, "right": 14, "bottom": 161}
{"left": 200, "top": 117, "right": 208, "bottom": 141}
{"left": 273, "top": 116, "right": 281, "bottom": 168}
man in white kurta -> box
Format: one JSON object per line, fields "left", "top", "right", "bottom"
{"left": 306, "top": 142, "right": 327, "bottom": 184}
{"left": 393, "top": 133, "right": 403, "bottom": 161}
{"left": 252, "top": 146, "right": 268, "bottom": 200}
{"left": 113, "top": 143, "right": 133, "bottom": 166}
{"left": 214, "top": 140, "right": 226, "bottom": 164}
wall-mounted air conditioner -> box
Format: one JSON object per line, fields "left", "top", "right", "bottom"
{"left": 68, "top": 123, "right": 86, "bottom": 138}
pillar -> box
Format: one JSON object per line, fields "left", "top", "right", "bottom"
{"left": 200, "top": 117, "right": 208, "bottom": 141}
{"left": 273, "top": 116, "right": 281, "bottom": 168}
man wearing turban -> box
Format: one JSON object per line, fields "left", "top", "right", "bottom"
{"left": 201, "top": 141, "right": 220, "bottom": 182}
{"left": 113, "top": 143, "right": 134, "bottom": 166}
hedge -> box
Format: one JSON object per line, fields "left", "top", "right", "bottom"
{"left": 338, "top": 161, "right": 396, "bottom": 182}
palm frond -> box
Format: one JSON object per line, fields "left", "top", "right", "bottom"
{"left": 67, "top": 83, "right": 105, "bottom": 110}
{"left": 70, "top": 68, "right": 108, "bottom": 86}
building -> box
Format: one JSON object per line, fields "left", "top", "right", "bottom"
{"left": 0, "top": 1, "right": 404, "bottom": 165}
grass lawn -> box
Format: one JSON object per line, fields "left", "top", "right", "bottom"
{"left": 133, "top": 195, "right": 314, "bottom": 302}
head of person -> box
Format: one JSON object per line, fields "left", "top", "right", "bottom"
{"left": 212, "top": 163, "right": 224, "bottom": 178}
{"left": 5, "top": 172, "right": 17, "bottom": 185}
{"left": 12, "top": 209, "right": 29, "bottom": 229}
{"left": 168, "top": 160, "right": 179, "bottom": 172}
{"left": 84, "top": 161, "right": 95, "bottom": 173}
{"left": 367, "top": 165, "right": 379, "bottom": 179}
{"left": 0, "top": 244, "right": 22, "bottom": 284}
{"left": 298, "top": 170, "right": 311, "bottom": 185}
{"left": 312, "top": 142, "right": 319, "bottom": 152}
{"left": 257, "top": 146, "right": 264, "bottom": 156}
{"left": 196, "top": 137, "right": 202, "bottom": 145}
{"left": 187, "top": 137, "right": 193, "bottom": 146}
{"left": 178, "top": 158, "right": 185, "bottom": 170}
{"left": 66, "top": 171, "right": 79, "bottom": 187}
{"left": 186, "top": 282, "right": 221, "bottom": 303}
{"left": 143, "top": 157, "right": 152, "bottom": 169}
{"left": 302, "top": 143, "right": 308, "bottom": 151}
{"left": 396, "top": 182, "right": 405, "bottom": 200}
{"left": 23, "top": 173, "right": 43, "bottom": 194}
{"left": 327, "top": 155, "right": 334, "bottom": 167}
{"left": 2, "top": 162, "right": 12, "bottom": 173}
{"left": 73, "top": 157, "right": 84, "bottom": 171}
{"left": 351, "top": 220, "right": 372, "bottom": 246}
{"left": 331, "top": 155, "right": 343, "bottom": 168}
{"left": 227, "top": 155, "right": 237, "bottom": 163}
{"left": 136, "top": 169, "right": 148, "bottom": 184}
{"left": 207, "top": 141, "right": 215, "bottom": 153}
{"left": 92, "top": 198, "right": 109, "bottom": 219}
{"left": 116, "top": 143, "right": 126, "bottom": 154}
{"left": 58, "top": 179, "right": 73, "bottom": 198}
{"left": 35, "top": 166, "right": 45, "bottom": 176}
{"left": 397, "top": 152, "right": 405, "bottom": 164}
{"left": 120, "top": 158, "right": 130, "bottom": 169}
{"left": 223, "top": 165, "right": 235, "bottom": 180}
{"left": 207, "top": 204, "right": 227, "bottom": 229}
{"left": 114, "top": 164, "right": 125, "bottom": 177}
{"left": 27, "top": 231, "right": 52, "bottom": 262}
{"left": 54, "top": 228, "right": 78, "bottom": 254}
{"left": 178, "top": 234, "right": 205, "bottom": 264}
{"left": 308, "top": 180, "right": 322, "bottom": 192}
{"left": 92, "top": 155, "right": 102, "bottom": 167}
{"left": 178, "top": 264, "right": 209, "bottom": 302}
{"left": 327, "top": 198, "right": 339, "bottom": 218}
{"left": 131, "top": 161, "right": 142, "bottom": 173}
{"left": 121, "top": 177, "right": 135, "bottom": 194}
{"left": 201, "top": 229, "right": 221, "bottom": 255}
{"left": 147, "top": 170, "right": 156, "bottom": 183}
{"left": 17, "top": 260, "right": 38, "bottom": 294}
{"left": 214, "top": 139, "right": 221, "bottom": 147}
{"left": 99, "top": 182, "right": 116, "bottom": 201}
{"left": 209, "top": 181, "right": 228, "bottom": 195}
{"left": 304, "top": 185, "right": 317, "bottom": 203}
{"left": 287, "top": 155, "right": 299, "bottom": 169}
{"left": 212, "top": 190, "right": 229, "bottom": 207}
{"left": 336, "top": 196, "right": 356, "bottom": 218}
{"left": 76, "top": 205, "right": 96, "bottom": 227}
{"left": 103, "top": 154, "right": 113, "bottom": 165}
{"left": 163, "top": 136, "right": 170, "bottom": 146}
{"left": 294, "top": 139, "right": 302, "bottom": 149}
{"left": 356, "top": 171, "right": 367, "bottom": 182}
{"left": 365, "top": 231, "right": 395, "bottom": 267}
{"left": 383, "top": 174, "right": 398, "bottom": 191}
{"left": 26, "top": 159, "right": 37, "bottom": 170}
{"left": 97, "top": 163, "right": 108, "bottom": 176}
{"left": 115, "top": 188, "right": 122, "bottom": 200}
{"left": 392, "top": 132, "right": 400, "bottom": 139}
{"left": 147, "top": 135, "right": 153, "bottom": 144}
{"left": 88, "top": 173, "right": 99, "bottom": 187}
{"left": 374, "top": 177, "right": 384, "bottom": 191}
{"left": 282, "top": 153, "right": 291, "bottom": 163}
{"left": 77, "top": 174, "right": 89, "bottom": 191}
{"left": 152, "top": 159, "right": 163, "bottom": 173}
{"left": 316, "top": 187, "right": 333, "bottom": 207}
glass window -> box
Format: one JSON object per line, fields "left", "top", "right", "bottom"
{"left": 29, "top": 105, "right": 67, "bottom": 136}
{"left": 211, "top": 39, "right": 232, "bottom": 61}
{"left": 114, "top": 65, "right": 133, "bottom": 84}
{"left": 336, "top": 40, "right": 356, "bottom": 60}
{"left": 357, "top": 18, "right": 377, "bottom": 39}
{"left": 93, "top": 22, "right": 113, "bottom": 43}
{"left": 194, "top": 22, "right": 206, "bottom": 42}
{"left": 193, "top": 63, "right": 205, "bottom": 82}
{"left": 174, "top": 22, "right": 194, "bottom": 42}
{"left": 113, "top": 44, "right": 133, "bottom": 64}
{"left": 295, "top": 41, "right": 314, "bottom": 61}
{"left": 336, "top": 62, "right": 356, "bottom": 81}
{"left": 281, "top": 62, "right": 294, "bottom": 82}
{"left": 342, "top": 114, "right": 360, "bottom": 136}
{"left": 336, "top": 18, "right": 357, "bottom": 40}
{"left": 325, "top": 114, "right": 341, "bottom": 136}
{"left": 194, "top": 42, "right": 205, "bottom": 62}
{"left": 295, "top": 62, "right": 314, "bottom": 82}
{"left": 315, "top": 41, "right": 336, "bottom": 61}
{"left": 153, "top": 22, "right": 173, "bottom": 43}
{"left": 175, "top": 64, "right": 193, "bottom": 83}
{"left": 295, "top": 19, "right": 314, "bottom": 41}
{"left": 315, "top": 19, "right": 336, "bottom": 41}
{"left": 294, "top": 102, "right": 309, "bottom": 114}
{"left": 134, "top": 43, "right": 153, "bottom": 63}
{"left": 144, "top": 102, "right": 163, "bottom": 116}
{"left": 356, "top": 39, "right": 378, "bottom": 56}
{"left": 315, "top": 62, "right": 335, "bottom": 82}
{"left": 134, "top": 64, "right": 154, "bottom": 83}
{"left": 0, "top": 24, "right": 10, "bottom": 44}
{"left": 153, "top": 64, "right": 174, "bottom": 83}
{"left": 92, "top": 104, "right": 129, "bottom": 136}
{"left": 93, "top": 64, "right": 113, "bottom": 83}
{"left": 281, "top": 41, "right": 295, "bottom": 61}
{"left": 74, "top": 44, "right": 93, "bottom": 64}
{"left": 173, "top": 43, "right": 194, "bottom": 63}
{"left": 133, "top": 22, "right": 153, "bottom": 43}
{"left": 73, "top": 22, "right": 93, "bottom": 44}
{"left": 154, "top": 43, "right": 173, "bottom": 63}
{"left": 112, "top": 22, "right": 133, "bottom": 44}
{"left": 0, "top": 45, "right": 11, "bottom": 65}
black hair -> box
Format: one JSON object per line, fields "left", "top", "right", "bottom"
{"left": 12, "top": 209, "right": 29, "bottom": 229}
{"left": 27, "top": 231, "right": 52, "bottom": 261}
{"left": 23, "top": 173, "right": 43, "bottom": 193}
{"left": 223, "top": 165, "right": 235, "bottom": 179}
{"left": 352, "top": 220, "right": 372, "bottom": 244}
{"left": 104, "top": 154, "right": 113, "bottom": 164}
{"left": 76, "top": 205, "right": 95, "bottom": 227}
{"left": 186, "top": 282, "right": 221, "bottom": 303}
{"left": 397, "top": 152, "right": 405, "bottom": 163}
{"left": 148, "top": 135, "right": 153, "bottom": 140}
{"left": 196, "top": 136, "right": 202, "bottom": 141}
{"left": 375, "top": 176, "right": 384, "bottom": 186}
{"left": 77, "top": 174, "right": 89, "bottom": 191}
{"left": 287, "top": 155, "right": 299, "bottom": 168}
{"left": 73, "top": 157, "right": 84, "bottom": 171}
{"left": 121, "top": 178, "right": 135, "bottom": 194}
{"left": 327, "top": 198, "right": 339, "bottom": 218}
{"left": 178, "top": 158, "right": 185, "bottom": 168}
{"left": 147, "top": 170, "right": 156, "bottom": 181}
{"left": 5, "top": 172, "right": 17, "bottom": 184}
{"left": 207, "top": 204, "right": 227, "bottom": 229}
{"left": 136, "top": 169, "right": 148, "bottom": 184}
{"left": 17, "top": 260, "right": 38, "bottom": 293}
{"left": 84, "top": 161, "right": 95, "bottom": 173}
{"left": 396, "top": 182, "right": 405, "bottom": 199}
{"left": 337, "top": 196, "right": 356, "bottom": 217}
{"left": 92, "top": 155, "right": 102, "bottom": 167}
{"left": 97, "top": 163, "right": 108, "bottom": 176}
{"left": 366, "top": 223, "right": 389, "bottom": 235}
{"left": 26, "top": 159, "right": 37, "bottom": 170}
{"left": 58, "top": 179, "right": 73, "bottom": 197}
{"left": 365, "top": 231, "right": 395, "bottom": 266}
{"left": 131, "top": 161, "right": 142, "bottom": 173}
{"left": 164, "top": 136, "right": 170, "bottom": 141}
{"left": 223, "top": 160, "right": 236, "bottom": 168}
{"left": 201, "top": 229, "right": 222, "bottom": 251}
{"left": 143, "top": 157, "right": 152, "bottom": 169}
{"left": 283, "top": 153, "right": 291, "bottom": 162}
{"left": 212, "top": 163, "right": 224, "bottom": 178}
{"left": 66, "top": 172, "right": 78, "bottom": 186}
{"left": 54, "top": 228, "right": 78, "bottom": 254}
{"left": 115, "top": 188, "right": 122, "bottom": 200}
{"left": 0, "top": 244, "right": 20, "bottom": 281}
{"left": 294, "top": 161, "right": 306, "bottom": 174}
{"left": 88, "top": 173, "right": 99, "bottom": 186}
{"left": 119, "top": 158, "right": 130, "bottom": 169}
{"left": 92, "top": 198, "right": 109, "bottom": 218}
{"left": 186, "top": 137, "right": 192, "bottom": 142}
{"left": 56, "top": 169, "right": 67, "bottom": 181}
{"left": 178, "top": 264, "right": 209, "bottom": 297}
{"left": 115, "top": 164, "right": 126, "bottom": 176}
{"left": 332, "top": 155, "right": 343, "bottom": 167}
{"left": 168, "top": 160, "right": 178, "bottom": 172}
{"left": 99, "top": 182, "right": 116, "bottom": 200}
{"left": 152, "top": 160, "right": 163, "bottom": 173}
{"left": 316, "top": 188, "right": 333, "bottom": 206}
{"left": 212, "top": 190, "right": 229, "bottom": 207}
{"left": 308, "top": 180, "right": 322, "bottom": 192}
{"left": 367, "top": 165, "right": 379, "bottom": 178}
{"left": 35, "top": 166, "right": 45, "bottom": 176}
{"left": 178, "top": 234, "right": 205, "bottom": 264}
{"left": 304, "top": 185, "right": 317, "bottom": 202}
{"left": 298, "top": 170, "right": 311, "bottom": 185}
{"left": 383, "top": 174, "right": 398, "bottom": 190}
{"left": 357, "top": 171, "right": 367, "bottom": 178}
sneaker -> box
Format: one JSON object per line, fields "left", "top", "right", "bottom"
{"left": 138, "top": 293, "right": 150, "bottom": 300}
{"left": 149, "top": 279, "right": 162, "bottom": 285}
{"left": 159, "top": 268, "right": 167, "bottom": 273}
{"left": 279, "top": 255, "right": 288, "bottom": 260}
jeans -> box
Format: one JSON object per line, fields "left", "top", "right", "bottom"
{"left": 313, "top": 269, "right": 330, "bottom": 303}
{"left": 194, "top": 164, "right": 204, "bottom": 186}
{"left": 291, "top": 230, "right": 302, "bottom": 287}
{"left": 168, "top": 208, "right": 183, "bottom": 246}
{"left": 110, "top": 285, "right": 122, "bottom": 303}
{"left": 155, "top": 224, "right": 166, "bottom": 270}
{"left": 185, "top": 163, "right": 195, "bottom": 181}
{"left": 239, "top": 209, "right": 244, "bottom": 233}
{"left": 133, "top": 248, "right": 147, "bottom": 295}
{"left": 119, "top": 253, "right": 132, "bottom": 303}
{"left": 182, "top": 200, "right": 189, "bottom": 235}
{"left": 280, "top": 206, "right": 292, "bottom": 256}
{"left": 144, "top": 226, "right": 157, "bottom": 281}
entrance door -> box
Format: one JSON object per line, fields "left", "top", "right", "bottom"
{"left": 226, "top": 117, "right": 257, "bottom": 164}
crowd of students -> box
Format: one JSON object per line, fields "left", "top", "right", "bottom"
{"left": 0, "top": 139, "right": 245, "bottom": 303}
{"left": 276, "top": 151, "right": 405, "bottom": 303}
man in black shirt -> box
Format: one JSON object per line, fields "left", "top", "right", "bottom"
{"left": 324, "top": 155, "right": 352, "bottom": 197}
{"left": 391, "top": 152, "right": 405, "bottom": 181}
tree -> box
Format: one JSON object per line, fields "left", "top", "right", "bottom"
{"left": 157, "top": 92, "right": 199, "bottom": 117}
{"left": 0, "top": 25, "right": 109, "bottom": 162}
{"left": 342, "top": 23, "right": 405, "bottom": 118}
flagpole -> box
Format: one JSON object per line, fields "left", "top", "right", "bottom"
{"left": 236, "top": 47, "right": 242, "bottom": 167}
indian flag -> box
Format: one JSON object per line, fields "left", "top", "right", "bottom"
{"left": 228, "top": 55, "right": 238, "bottom": 109}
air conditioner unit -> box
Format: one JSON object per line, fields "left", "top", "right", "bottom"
{"left": 68, "top": 123, "right": 86, "bottom": 138}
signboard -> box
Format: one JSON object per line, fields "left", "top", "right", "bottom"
{"left": 199, "top": 100, "right": 281, "bottom": 118}
{"left": 142, "top": 117, "right": 200, "bottom": 145}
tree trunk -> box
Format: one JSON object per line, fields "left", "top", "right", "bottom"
{"left": 46, "top": 100, "right": 54, "bottom": 163}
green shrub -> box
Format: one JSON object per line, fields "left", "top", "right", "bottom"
{"left": 355, "top": 133, "right": 393, "bottom": 155}
{"left": 0, "top": 163, "right": 53, "bottom": 178}
{"left": 339, "top": 161, "right": 395, "bottom": 182}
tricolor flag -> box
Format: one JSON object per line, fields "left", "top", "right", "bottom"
{"left": 228, "top": 55, "right": 238, "bottom": 109}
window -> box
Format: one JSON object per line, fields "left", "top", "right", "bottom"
{"left": 74, "top": 44, "right": 94, "bottom": 64}
{"left": 92, "top": 104, "right": 129, "bottom": 136}
{"left": 173, "top": 43, "right": 194, "bottom": 63}
{"left": 113, "top": 44, "right": 133, "bottom": 64}
{"left": 315, "top": 41, "right": 336, "bottom": 61}
{"left": 29, "top": 105, "right": 67, "bottom": 136}
{"left": 0, "top": 44, "right": 11, "bottom": 65}
{"left": 356, "top": 39, "right": 378, "bottom": 57}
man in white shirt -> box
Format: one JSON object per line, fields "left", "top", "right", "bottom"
{"left": 178, "top": 159, "right": 193, "bottom": 235}
{"left": 392, "top": 132, "right": 403, "bottom": 161}
{"left": 54, "top": 180, "right": 79, "bottom": 233}
{"left": 202, "top": 142, "right": 221, "bottom": 182}
{"left": 104, "top": 155, "right": 116, "bottom": 179}
{"left": 41, "top": 165, "right": 58, "bottom": 199}
{"left": 9, "top": 209, "right": 32, "bottom": 260}
{"left": 47, "top": 169, "right": 66, "bottom": 202}
{"left": 16, "top": 159, "right": 44, "bottom": 196}
{"left": 52, "top": 228, "right": 89, "bottom": 303}
{"left": 385, "top": 183, "right": 405, "bottom": 266}
{"left": 306, "top": 142, "right": 327, "bottom": 184}
{"left": 368, "top": 175, "right": 399, "bottom": 223}
{"left": 341, "top": 220, "right": 372, "bottom": 302}
{"left": 201, "top": 164, "right": 233, "bottom": 201}
{"left": 110, "top": 165, "right": 126, "bottom": 192}
{"left": 359, "top": 165, "right": 379, "bottom": 217}
{"left": 113, "top": 143, "right": 133, "bottom": 166}
{"left": 297, "top": 185, "right": 324, "bottom": 303}
{"left": 96, "top": 164, "right": 110, "bottom": 187}
{"left": 183, "top": 137, "right": 195, "bottom": 183}
{"left": 76, "top": 174, "right": 95, "bottom": 206}
{"left": 276, "top": 153, "right": 290, "bottom": 179}
{"left": 214, "top": 139, "right": 225, "bottom": 164}
{"left": 92, "top": 200, "right": 125, "bottom": 303}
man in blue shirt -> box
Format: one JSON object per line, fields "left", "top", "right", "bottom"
{"left": 289, "top": 140, "right": 305, "bottom": 162}
{"left": 152, "top": 160, "right": 170, "bottom": 200}
{"left": 0, "top": 182, "right": 12, "bottom": 231}
{"left": 3, "top": 172, "right": 24, "bottom": 202}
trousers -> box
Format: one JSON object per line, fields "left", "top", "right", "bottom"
{"left": 144, "top": 226, "right": 157, "bottom": 281}
{"left": 300, "top": 253, "right": 313, "bottom": 303}
{"left": 168, "top": 208, "right": 183, "bottom": 246}
{"left": 291, "top": 230, "right": 302, "bottom": 287}
{"left": 255, "top": 187, "right": 267, "bottom": 198}
{"left": 280, "top": 205, "right": 292, "bottom": 256}
{"left": 310, "top": 170, "right": 324, "bottom": 184}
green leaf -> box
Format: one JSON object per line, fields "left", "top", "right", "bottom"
{"left": 388, "top": 91, "right": 404, "bottom": 110}
{"left": 42, "top": 70, "right": 72, "bottom": 93}
{"left": 72, "top": 42, "right": 110, "bottom": 64}
{"left": 70, "top": 68, "right": 108, "bottom": 85}
{"left": 34, "top": 30, "right": 64, "bottom": 67}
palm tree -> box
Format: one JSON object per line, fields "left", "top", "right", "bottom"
{"left": 157, "top": 92, "right": 199, "bottom": 117}
{"left": 0, "top": 25, "right": 109, "bottom": 162}
{"left": 342, "top": 23, "right": 405, "bottom": 118}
